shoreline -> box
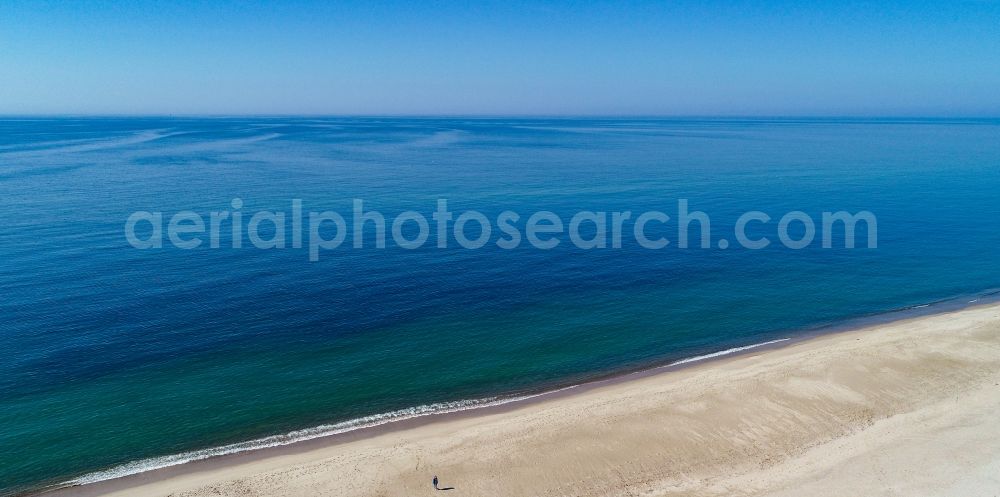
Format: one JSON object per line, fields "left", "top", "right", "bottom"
{"left": 36, "top": 335, "right": 801, "bottom": 496}
{"left": 40, "top": 294, "right": 1000, "bottom": 497}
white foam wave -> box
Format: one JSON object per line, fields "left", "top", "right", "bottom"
{"left": 64, "top": 338, "right": 790, "bottom": 488}
{"left": 667, "top": 338, "right": 790, "bottom": 367}
{"left": 64, "top": 388, "right": 569, "bottom": 487}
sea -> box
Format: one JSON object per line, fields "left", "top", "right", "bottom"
{"left": 1, "top": 117, "right": 999, "bottom": 495}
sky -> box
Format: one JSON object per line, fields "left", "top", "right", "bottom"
{"left": 1, "top": 0, "right": 998, "bottom": 116}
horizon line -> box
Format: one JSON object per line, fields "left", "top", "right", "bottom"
{"left": 1, "top": 113, "right": 999, "bottom": 120}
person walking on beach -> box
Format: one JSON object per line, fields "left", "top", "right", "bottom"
{"left": 433, "top": 475, "right": 439, "bottom": 490}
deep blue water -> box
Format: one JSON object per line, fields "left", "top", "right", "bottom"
{"left": 1, "top": 117, "right": 999, "bottom": 495}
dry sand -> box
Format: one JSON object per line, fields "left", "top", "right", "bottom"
{"left": 51, "top": 303, "right": 1000, "bottom": 497}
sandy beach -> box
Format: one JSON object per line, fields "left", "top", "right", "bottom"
{"left": 50, "top": 303, "right": 1000, "bottom": 497}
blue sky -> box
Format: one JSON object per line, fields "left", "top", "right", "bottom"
{"left": 1, "top": 0, "right": 998, "bottom": 116}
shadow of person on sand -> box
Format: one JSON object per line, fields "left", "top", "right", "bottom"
{"left": 432, "top": 475, "right": 455, "bottom": 491}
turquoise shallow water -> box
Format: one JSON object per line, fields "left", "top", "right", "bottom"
{"left": 2, "top": 118, "right": 1000, "bottom": 495}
